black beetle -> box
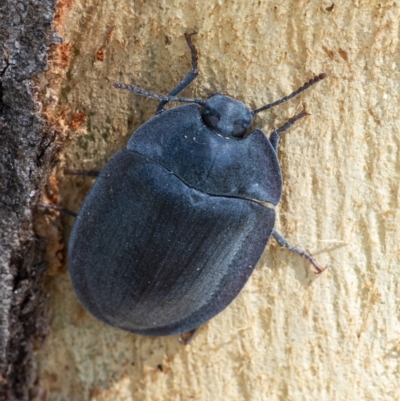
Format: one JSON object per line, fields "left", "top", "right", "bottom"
{"left": 66, "top": 34, "right": 326, "bottom": 340}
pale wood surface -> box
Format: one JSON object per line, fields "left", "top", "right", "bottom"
{"left": 36, "top": 1, "right": 400, "bottom": 400}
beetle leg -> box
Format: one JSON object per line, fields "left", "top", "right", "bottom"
{"left": 269, "top": 109, "right": 310, "bottom": 152}
{"left": 38, "top": 202, "right": 77, "bottom": 217}
{"left": 272, "top": 229, "right": 326, "bottom": 274}
{"left": 64, "top": 168, "right": 99, "bottom": 177}
{"left": 156, "top": 32, "right": 199, "bottom": 114}
{"left": 38, "top": 169, "right": 97, "bottom": 217}
{"left": 178, "top": 328, "right": 198, "bottom": 345}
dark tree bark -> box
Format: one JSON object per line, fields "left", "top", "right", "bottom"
{"left": 0, "top": 1, "right": 58, "bottom": 399}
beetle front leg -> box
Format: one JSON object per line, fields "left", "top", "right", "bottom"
{"left": 269, "top": 109, "right": 310, "bottom": 152}
{"left": 272, "top": 229, "right": 325, "bottom": 274}
{"left": 156, "top": 33, "right": 199, "bottom": 114}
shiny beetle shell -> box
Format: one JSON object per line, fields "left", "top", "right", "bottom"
{"left": 68, "top": 103, "right": 280, "bottom": 336}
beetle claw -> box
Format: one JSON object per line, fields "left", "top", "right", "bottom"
{"left": 305, "top": 253, "right": 326, "bottom": 274}
{"left": 311, "top": 260, "right": 328, "bottom": 275}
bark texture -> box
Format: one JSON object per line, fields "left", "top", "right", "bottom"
{"left": 0, "top": 0, "right": 60, "bottom": 400}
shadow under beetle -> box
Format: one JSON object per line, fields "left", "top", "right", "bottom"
{"left": 65, "top": 33, "right": 327, "bottom": 340}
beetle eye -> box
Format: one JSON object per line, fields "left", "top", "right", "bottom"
{"left": 232, "top": 124, "right": 246, "bottom": 137}
{"left": 203, "top": 114, "right": 220, "bottom": 129}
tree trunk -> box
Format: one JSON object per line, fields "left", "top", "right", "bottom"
{"left": 0, "top": 0, "right": 61, "bottom": 400}
{"left": 2, "top": 1, "right": 400, "bottom": 400}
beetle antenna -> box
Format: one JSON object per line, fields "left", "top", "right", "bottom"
{"left": 252, "top": 73, "right": 327, "bottom": 115}
{"left": 114, "top": 83, "right": 206, "bottom": 106}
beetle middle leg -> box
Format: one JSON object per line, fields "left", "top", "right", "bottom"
{"left": 156, "top": 32, "right": 199, "bottom": 114}
{"left": 272, "top": 229, "right": 325, "bottom": 274}
{"left": 269, "top": 108, "right": 310, "bottom": 152}
{"left": 38, "top": 202, "right": 77, "bottom": 217}
{"left": 38, "top": 168, "right": 99, "bottom": 217}
{"left": 64, "top": 168, "right": 100, "bottom": 177}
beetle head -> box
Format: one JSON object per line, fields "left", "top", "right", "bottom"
{"left": 202, "top": 95, "right": 253, "bottom": 138}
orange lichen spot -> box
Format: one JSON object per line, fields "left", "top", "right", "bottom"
{"left": 96, "top": 46, "right": 105, "bottom": 62}
{"left": 53, "top": 0, "right": 74, "bottom": 33}
{"left": 48, "top": 174, "right": 60, "bottom": 196}
{"left": 95, "top": 27, "right": 114, "bottom": 62}
{"left": 67, "top": 112, "right": 87, "bottom": 130}
{"left": 53, "top": 43, "right": 72, "bottom": 70}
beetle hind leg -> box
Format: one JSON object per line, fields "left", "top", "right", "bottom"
{"left": 156, "top": 33, "right": 199, "bottom": 114}
{"left": 178, "top": 328, "right": 198, "bottom": 345}
{"left": 269, "top": 108, "right": 310, "bottom": 152}
{"left": 272, "top": 229, "right": 326, "bottom": 274}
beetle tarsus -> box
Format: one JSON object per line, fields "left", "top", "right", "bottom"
{"left": 156, "top": 32, "right": 200, "bottom": 114}
{"left": 113, "top": 82, "right": 205, "bottom": 106}
{"left": 184, "top": 32, "right": 199, "bottom": 73}
{"left": 272, "top": 229, "right": 326, "bottom": 274}
{"left": 178, "top": 328, "right": 198, "bottom": 345}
